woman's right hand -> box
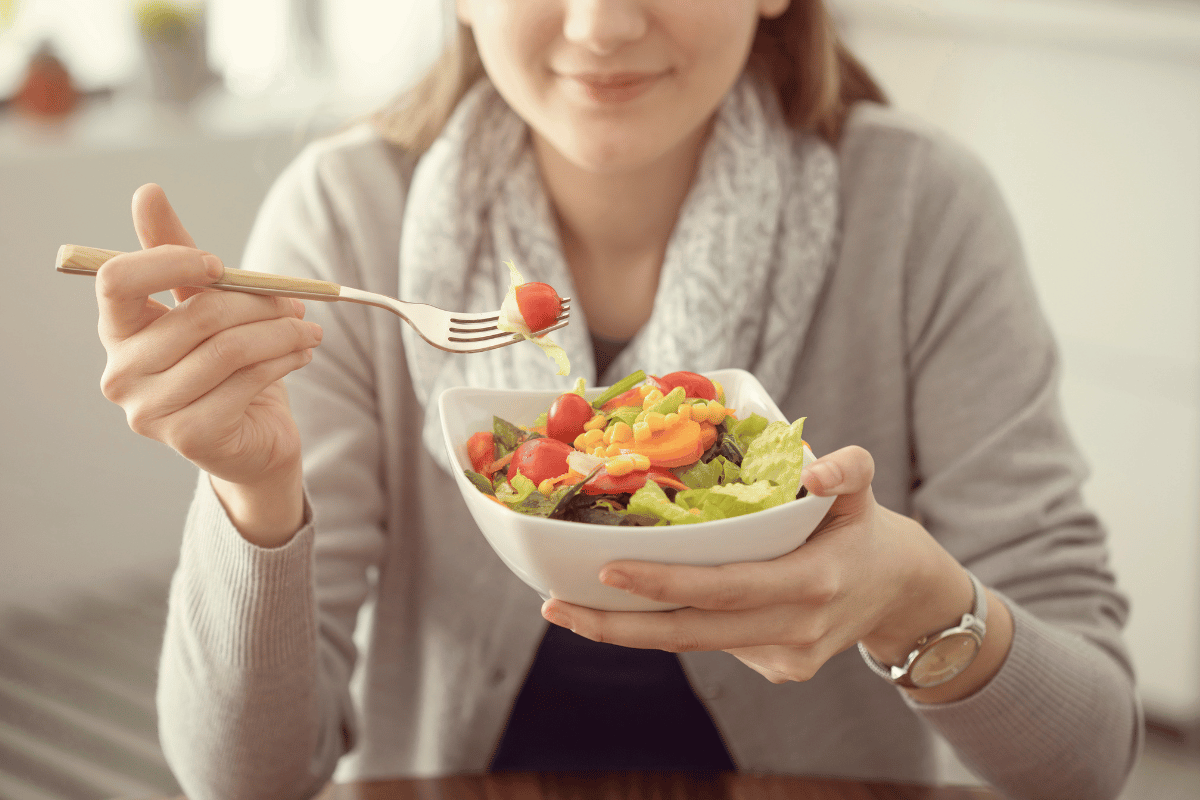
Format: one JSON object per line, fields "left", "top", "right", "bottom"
{"left": 96, "top": 184, "right": 323, "bottom": 546}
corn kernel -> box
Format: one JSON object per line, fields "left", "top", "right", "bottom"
{"left": 538, "top": 478, "right": 557, "bottom": 496}
{"left": 574, "top": 432, "right": 588, "bottom": 450}
{"left": 583, "top": 428, "right": 604, "bottom": 446}
{"left": 584, "top": 413, "right": 607, "bottom": 431}
{"left": 676, "top": 403, "right": 692, "bottom": 422}
{"left": 642, "top": 389, "right": 664, "bottom": 409}
{"left": 637, "top": 384, "right": 655, "bottom": 398}
{"left": 606, "top": 455, "right": 635, "bottom": 476}
{"left": 591, "top": 445, "right": 607, "bottom": 457}
{"left": 707, "top": 401, "right": 727, "bottom": 422}
{"left": 611, "top": 421, "right": 633, "bottom": 442}
{"left": 645, "top": 412, "right": 666, "bottom": 433}
{"left": 665, "top": 412, "right": 679, "bottom": 427}
{"left": 631, "top": 453, "right": 651, "bottom": 470}
{"left": 602, "top": 425, "right": 615, "bottom": 444}
{"left": 605, "top": 460, "right": 627, "bottom": 477}
{"left": 605, "top": 443, "right": 623, "bottom": 457}
{"left": 633, "top": 422, "right": 652, "bottom": 442}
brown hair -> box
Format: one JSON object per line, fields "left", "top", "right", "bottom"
{"left": 374, "top": 1, "right": 886, "bottom": 153}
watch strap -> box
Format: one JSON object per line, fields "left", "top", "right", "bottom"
{"left": 858, "top": 570, "right": 987, "bottom": 687}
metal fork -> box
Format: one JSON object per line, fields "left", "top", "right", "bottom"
{"left": 56, "top": 245, "right": 571, "bottom": 354}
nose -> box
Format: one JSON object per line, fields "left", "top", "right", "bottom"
{"left": 562, "top": 0, "right": 648, "bottom": 55}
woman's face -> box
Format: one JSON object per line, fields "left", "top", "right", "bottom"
{"left": 457, "top": 0, "right": 790, "bottom": 175}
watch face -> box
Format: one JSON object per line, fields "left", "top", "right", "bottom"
{"left": 910, "top": 633, "right": 982, "bottom": 688}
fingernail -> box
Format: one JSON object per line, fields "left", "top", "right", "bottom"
{"left": 807, "top": 462, "right": 838, "bottom": 492}
{"left": 203, "top": 255, "right": 223, "bottom": 279}
{"left": 601, "top": 570, "right": 631, "bottom": 591}
{"left": 308, "top": 322, "right": 323, "bottom": 342}
{"left": 291, "top": 299, "right": 306, "bottom": 316}
{"left": 542, "top": 602, "right": 569, "bottom": 628}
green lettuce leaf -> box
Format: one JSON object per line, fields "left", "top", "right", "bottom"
{"left": 729, "top": 412, "right": 771, "bottom": 452}
{"left": 701, "top": 480, "right": 791, "bottom": 517}
{"left": 627, "top": 481, "right": 702, "bottom": 525}
{"left": 739, "top": 418, "right": 808, "bottom": 496}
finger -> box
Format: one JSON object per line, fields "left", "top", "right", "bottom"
{"left": 162, "top": 349, "right": 315, "bottom": 461}
{"left": 541, "top": 599, "right": 803, "bottom": 653}
{"left": 131, "top": 183, "right": 214, "bottom": 305}
{"left": 130, "top": 290, "right": 308, "bottom": 375}
{"left": 142, "top": 315, "right": 323, "bottom": 417}
{"left": 598, "top": 555, "right": 836, "bottom": 612}
{"left": 133, "top": 183, "right": 197, "bottom": 249}
{"left": 800, "top": 445, "right": 874, "bottom": 497}
{"left": 96, "top": 246, "right": 223, "bottom": 342}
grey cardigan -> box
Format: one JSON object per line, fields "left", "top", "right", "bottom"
{"left": 157, "top": 103, "right": 1141, "bottom": 800}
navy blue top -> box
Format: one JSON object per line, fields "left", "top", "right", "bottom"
{"left": 489, "top": 332, "right": 734, "bottom": 772}
{"left": 489, "top": 624, "right": 735, "bottom": 771}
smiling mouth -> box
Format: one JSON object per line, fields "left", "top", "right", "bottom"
{"left": 567, "top": 72, "right": 663, "bottom": 104}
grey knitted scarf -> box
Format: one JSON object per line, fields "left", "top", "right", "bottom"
{"left": 398, "top": 75, "right": 839, "bottom": 472}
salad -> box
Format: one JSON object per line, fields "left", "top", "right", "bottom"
{"left": 462, "top": 370, "right": 814, "bottom": 526}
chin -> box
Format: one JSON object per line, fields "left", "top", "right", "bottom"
{"left": 555, "top": 126, "right": 680, "bottom": 176}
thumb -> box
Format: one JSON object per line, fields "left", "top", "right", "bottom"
{"left": 801, "top": 445, "right": 875, "bottom": 497}
{"left": 801, "top": 445, "right": 877, "bottom": 529}
{"left": 133, "top": 183, "right": 197, "bottom": 250}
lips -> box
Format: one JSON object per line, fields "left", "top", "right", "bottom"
{"left": 565, "top": 71, "right": 664, "bottom": 103}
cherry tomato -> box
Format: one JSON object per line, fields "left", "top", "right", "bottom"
{"left": 547, "top": 392, "right": 594, "bottom": 444}
{"left": 581, "top": 465, "right": 689, "bottom": 495}
{"left": 466, "top": 431, "right": 495, "bottom": 474}
{"left": 508, "top": 437, "right": 573, "bottom": 485}
{"left": 515, "top": 282, "right": 562, "bottom": 333}
{"left": 654, "top": 371, "right": 717, "bottom": 401}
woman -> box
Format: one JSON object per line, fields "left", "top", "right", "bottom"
{"left": 92, "top": 1, "right": 1140, "bottom": 798}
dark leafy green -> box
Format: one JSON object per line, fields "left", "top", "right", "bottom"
{"left": 465, "top": 471, "right": 495, "bottom": 496}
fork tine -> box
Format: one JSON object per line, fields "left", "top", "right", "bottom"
{"left": 449, "top": 297, "right": 571, "bottom": 327}
{"left": 447, "top": 312, "right": 571, "bottom": 348}
{"left": 449, "top": 310, "right": 572, "bottom": 342}
{"left": 448, "top": 318, "right": 573, "bottom": 353}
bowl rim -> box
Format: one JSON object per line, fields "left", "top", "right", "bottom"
{"left": 438, "top": 368, "right": 830, "bottom": 534}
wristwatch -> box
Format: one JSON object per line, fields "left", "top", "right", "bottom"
{"left": 858, "top": 570, "right": 988, "bottom": 689}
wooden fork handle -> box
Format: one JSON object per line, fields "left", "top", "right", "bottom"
{"left": 56, "top": 245, "right": 343, "bottom": 301}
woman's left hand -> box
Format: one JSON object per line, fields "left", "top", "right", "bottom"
{"left": 541, "top": 445, "right": 977, "bottom": 686}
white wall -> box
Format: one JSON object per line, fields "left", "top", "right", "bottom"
{"left": 0, "top": 106, "right": 306, "bottom": 615}
{"left": 835, "top": 0, "right": 1200, "bottom": 725}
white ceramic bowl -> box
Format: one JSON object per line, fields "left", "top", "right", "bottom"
{"left": 438, "top": 368, "right": 836, "bottom": 611}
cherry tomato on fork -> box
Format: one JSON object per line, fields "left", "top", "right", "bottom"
{"left": 547, "top": 392, "right": 595, "bottom": 444}
{"left": 515, "top": 282, "right": 562, "bottom": 333}
{"left": 508, "top": 437, "right": 573, "bottom": 485}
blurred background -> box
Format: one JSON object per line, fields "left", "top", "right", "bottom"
{"left": 1, "top": 0, "right": 1198, "bottom": 798}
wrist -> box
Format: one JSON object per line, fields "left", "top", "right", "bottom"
{"left": 859, "top": 514, "right": 975, "bottom": 666}
{"left": 210, "top": 464, "right": 306, "bottom": 549}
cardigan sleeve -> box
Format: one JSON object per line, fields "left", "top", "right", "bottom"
{"left": 156, "top": 129, "right": 401, "bottom": 800}
{"left": 895, "top": 124, "right": 1142, "bottom": 799}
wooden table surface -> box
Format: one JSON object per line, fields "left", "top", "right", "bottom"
{"left": 296, "top": 772, "right": 1002, "bottom": 800}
